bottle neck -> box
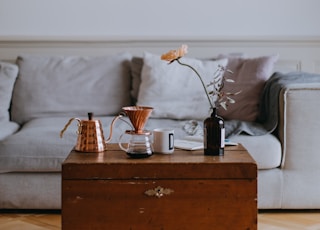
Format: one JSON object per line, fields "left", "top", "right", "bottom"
{"left": 211, "top": 108, "right": 217, "bottom": 117}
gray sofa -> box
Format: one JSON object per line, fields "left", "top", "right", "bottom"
{"left": 1, "top": 51, "right": 320, "bottom": 210}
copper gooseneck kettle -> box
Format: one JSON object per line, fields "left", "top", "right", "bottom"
{"left": 60, "top": 106, "right": 153, "bottom": 154}
{"left": 60, "top": 112, "right": 121, "bottom": 153}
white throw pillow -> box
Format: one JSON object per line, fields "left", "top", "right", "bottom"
{"left": 137, "top": 52, "right": 228, "bottom": 120}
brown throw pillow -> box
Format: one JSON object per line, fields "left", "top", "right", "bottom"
{"left": 217, "top": 54, "right": 278, "bottom": 122}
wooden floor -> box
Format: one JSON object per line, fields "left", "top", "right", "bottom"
{"left": 0, "top": 210, "right": 320, "bottom": 229}
{"left": 258, "top": 210, "right": 320, "bottom": 229}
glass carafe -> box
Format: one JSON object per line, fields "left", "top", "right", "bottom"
{"left": 119, "top": 130, "right": 153, "bottom": 158}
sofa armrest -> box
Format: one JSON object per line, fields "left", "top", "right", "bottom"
{"left": 0, "top": 121, "right": 20, "bottom": 141}
{"left": 278, "top": 83, "right": 320, "bottom": 169}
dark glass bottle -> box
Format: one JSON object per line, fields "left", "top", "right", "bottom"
{"left": 203, "top": 108, "right": 225, "bottom": 156}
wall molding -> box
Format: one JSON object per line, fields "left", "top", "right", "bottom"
{"left": 1, "top": 35, "right": 320, "bottom": 42}
{"left": 1, "top": 36, "right": 320, "bottom": 73}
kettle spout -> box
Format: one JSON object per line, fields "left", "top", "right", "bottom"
{"left": 105, "top": 112, "right": 125, "bottom": 143}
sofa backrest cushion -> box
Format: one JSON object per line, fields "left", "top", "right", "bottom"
{"left": 136, "top": 52, "right": 228, "bottom": 120}
{"left": 11, "top": 53, "right": 132, "bottom": 124}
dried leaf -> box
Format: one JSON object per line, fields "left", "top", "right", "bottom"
{"left": 227, "top": 97, "right": 235, "bottom": 103}
{"left": 220, "top": 102, "right": 227, "bottom": 110}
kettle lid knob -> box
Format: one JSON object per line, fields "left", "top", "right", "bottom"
{"left": 88, "top": 112, "right": 93, "bottom": 120}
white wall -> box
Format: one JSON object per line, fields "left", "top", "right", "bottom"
{"left": 0, "top": 0, "right": 319, "bottom": 37}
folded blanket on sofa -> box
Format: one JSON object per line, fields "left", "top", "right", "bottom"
{"left": 224, "top": 72, "right": 320, "bottom": 137}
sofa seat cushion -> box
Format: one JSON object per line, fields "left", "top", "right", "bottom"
{"left": 0, "top": 116, "right": 135, "bottom": 173}
{"left": 230, "top": 133, "right": 282, "bottom": 169}
{"left": 0, "top": 117, "right": 76, "bottom": 173}
{"left": 0, "top": 116, "right": 281, "bottom": 172}
{"left": 146, "top": 119, "right": 282, "bottom": 170}
{"left": 0, "top": 116, "right": 190, "bottom": 173}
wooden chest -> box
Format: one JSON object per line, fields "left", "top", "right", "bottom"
{"left": 62, "top": 144, "right": 257, "bottom": 229}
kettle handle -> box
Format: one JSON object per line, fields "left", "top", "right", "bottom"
{"left": 60, "top": 118, "right": 81, "bottom": 138}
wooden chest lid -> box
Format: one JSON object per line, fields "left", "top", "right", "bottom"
{"left": 62, "top": 144, "right": 257, "bottom": 180}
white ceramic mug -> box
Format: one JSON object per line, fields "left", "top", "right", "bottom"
{"left": 153, "top": 128, "right": 174, "bottom": 154}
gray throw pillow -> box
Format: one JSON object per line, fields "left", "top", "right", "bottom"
{"left": 0, "top": 61, "right": 20, "bottom": 140}
{"left": 11, "top": 53, "right": 132, "bottom": 124}
{"left": 0, "top": 61, "right": 19, "bottom": 122}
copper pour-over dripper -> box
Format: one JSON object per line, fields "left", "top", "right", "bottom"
{"left": 104, "top": 106, "right": 153, "bottom": 143}
{"left": 122, "top": 106, "right": 153, "bottom": 134}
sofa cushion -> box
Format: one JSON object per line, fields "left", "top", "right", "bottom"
{"left": 11, "top": 53, "right": 132, "bottom": 125}
{"left": 0, "top": 117, "right": 117, "bottom": 173}
{"left": 137, "top": 52, "right": 228, "bottom": 120}
{"left": 0, "top": 61, "right": 20, "bottom": 140}
{"left": 230, "top": 133, "right": 282, "bottom": 169}
{"left": 0, "top": 115, "right": 280, "bottom": 172}
{"left": 0, "top": 121, "right": 20, "bottom": 141}
{"left": 0, "top": 117, "right": 76, "bottom": 173}
{"left": 0, "top": 116, "right": 189, "bottom": 173}
{"left": 217, "top": 54, "right": 278, "bottom": 122}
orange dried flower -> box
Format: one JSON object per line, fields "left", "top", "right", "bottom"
{"left": 161, "top": 44, "right": 188, "bottom": 62}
